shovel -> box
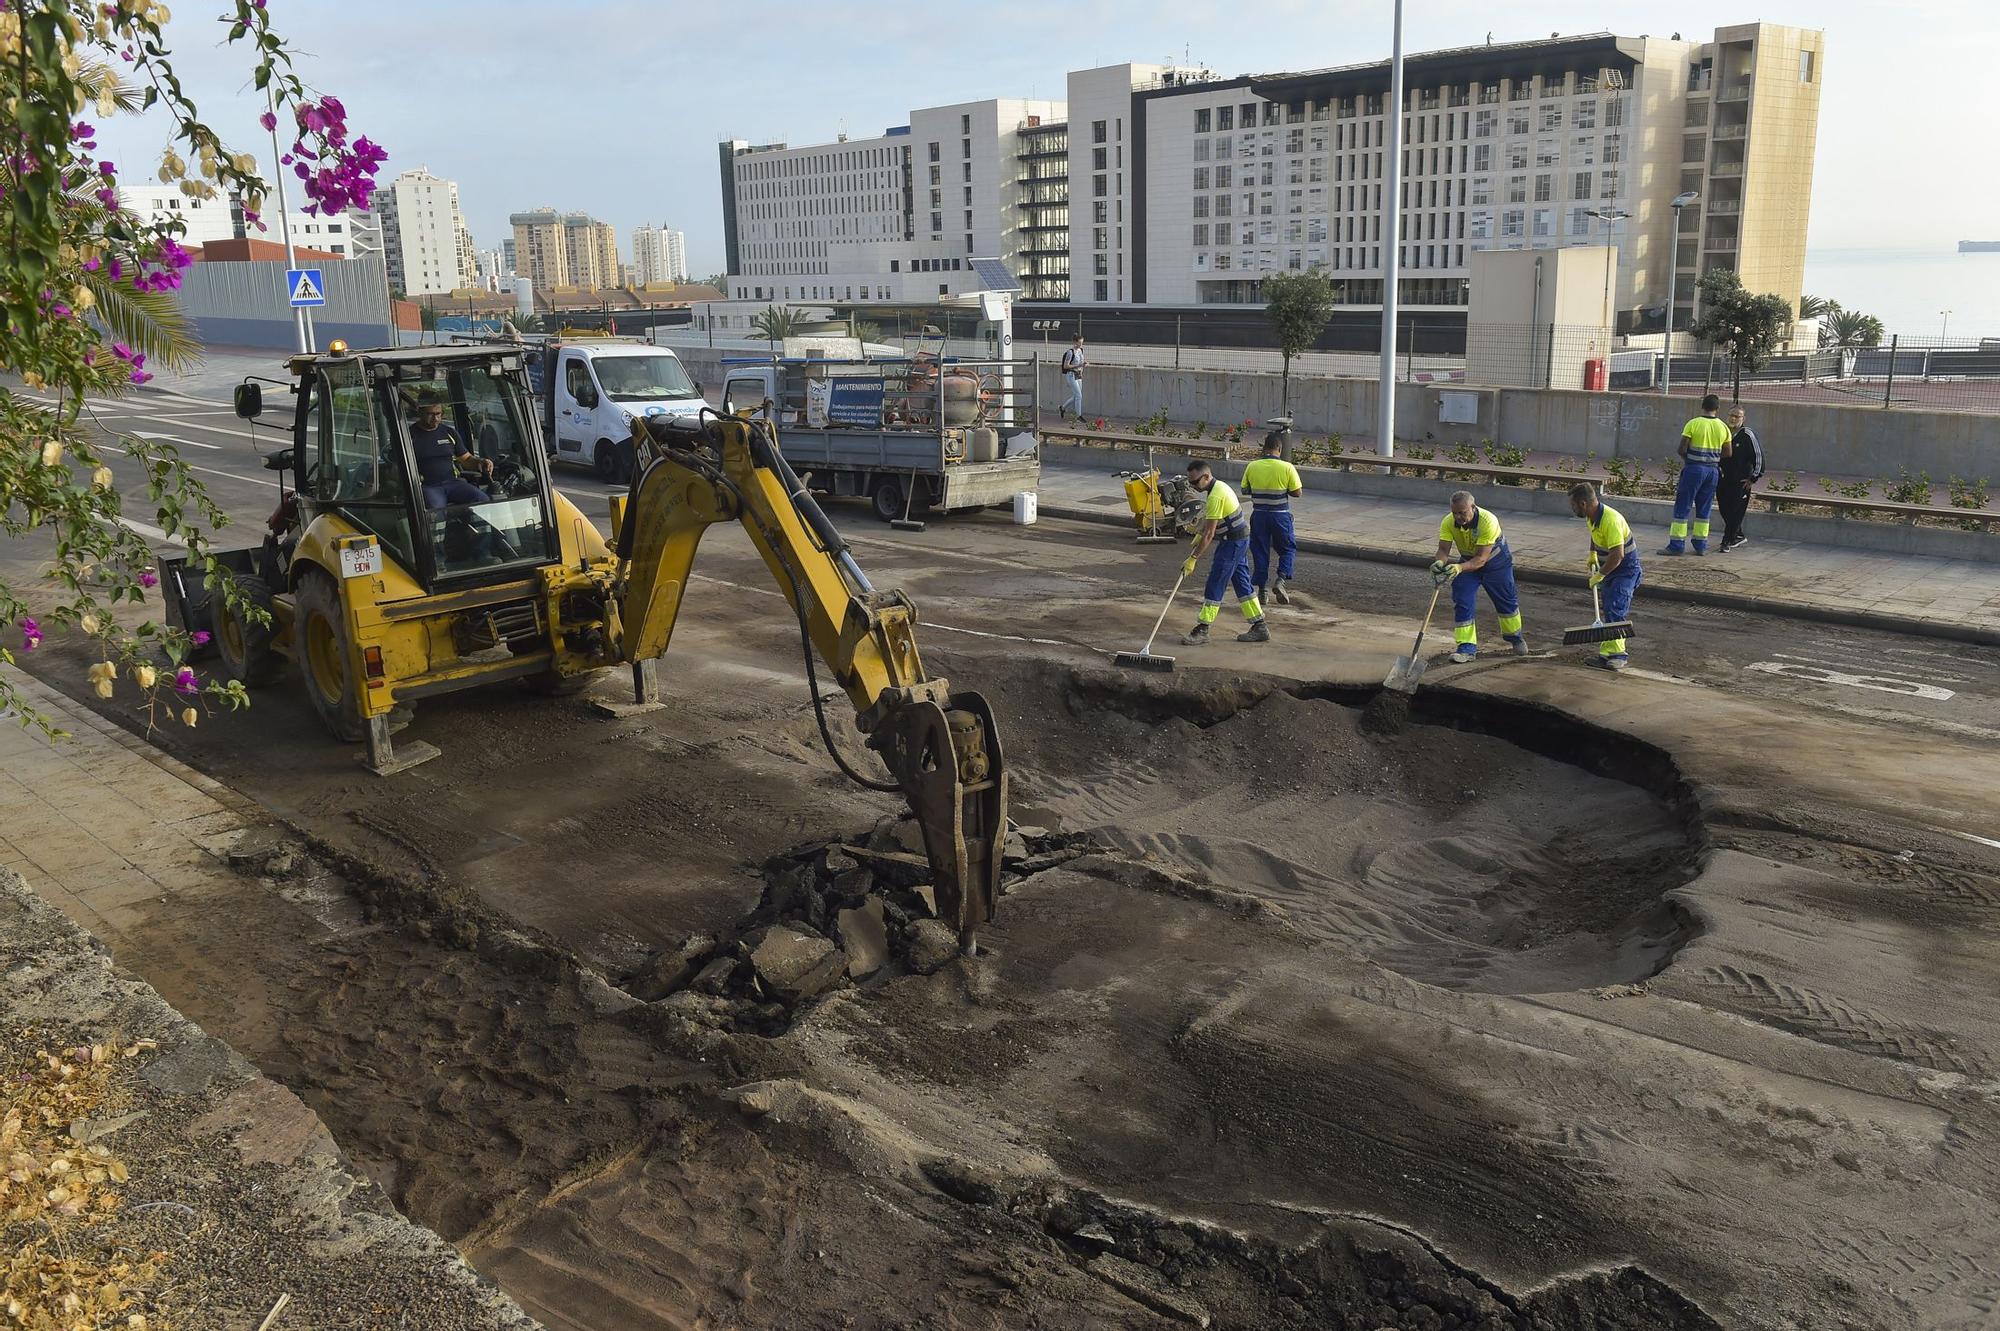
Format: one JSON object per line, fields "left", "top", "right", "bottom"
{"left": 890, "top": 469, "right": 927, "bottom": 532}
{"left": 1384, "top": 582, "right": 1446, "bottom": 693}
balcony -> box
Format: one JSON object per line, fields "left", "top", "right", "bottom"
{"left": 1707, "top": 198, "right": 1740, "bottom": 214}
{"left": 1704, "top": 236, "right": 1740, "bottom": 252}
{"left": 1709, "top": 161, "right": 1744, "bottom": 177}
{"left": 1712, "top": 124, "right": 1746, "bottom": 141}
{"left": 1717, "top": 80, "right": 1751, "bottom": 101}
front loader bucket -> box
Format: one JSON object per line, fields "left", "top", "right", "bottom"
{"left": 873, "top": 689, "right": 1008, "bottom": 950}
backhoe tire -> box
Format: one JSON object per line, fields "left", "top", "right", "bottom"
{"left": 594, "top": 440, "right": 620, "bottom": 483}
{"left": 294, "top": 569, "right": 365, "bottom": 743}
{"left": 529, "top": 670, "right": 592, "bottom": 698}
{"left": 871, "top": 475, "right": 905, "bottom": 524}
{"left": 212, "top": 574, "right": 282, "bottom": 686}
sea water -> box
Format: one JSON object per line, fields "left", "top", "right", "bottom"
{"left": 1803, "top": 247, "right": 2000, "bottom": 341}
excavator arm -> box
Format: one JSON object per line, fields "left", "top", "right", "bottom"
{"left": 609, "top": 413, "right": 1006, "bottom": 949}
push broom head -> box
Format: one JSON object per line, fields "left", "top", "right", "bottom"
{"left": 1561, "top": 620, "right": 1635, "bottom": 645}
{"left": 1112, "top": 650, "right": 1176, "bottom": 673}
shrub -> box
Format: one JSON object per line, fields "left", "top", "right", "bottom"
{"left": 1769, "top": 470, "right": 1800, "bottom": 494}
{"left": 1446, "top": 442, "right": 1480, "bottom": 465}
{"left": 1483, "top": 442, "right": 1528, "bottom": 469}
{"left": 1886, "top": 469, "right": 1933, "bottom": 507}
{"left": 1604, "top": 457, "right": 1644, "bottom": 497}
{"left": 1948, "top": 475, "right": 1991, "bottom": 530}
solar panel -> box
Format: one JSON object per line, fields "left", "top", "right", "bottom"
{"left": 968, "top": 257, "right": 1021, "bottom": 292}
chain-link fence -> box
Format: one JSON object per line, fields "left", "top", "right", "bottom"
{"left": 1015, "top": 306, "right": 2000, "bottom": 414}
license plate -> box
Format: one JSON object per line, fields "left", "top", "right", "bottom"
{"left": 338, "top": 543, "right": 382, "bottom": 579}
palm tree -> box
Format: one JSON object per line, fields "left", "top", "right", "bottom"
{"left": 750, "top": 304, "right": 807, "bottom": 345}
{"left": 1796, "top": 293, "right": 1836, "bottom": 320}
{"left": 1825, "top": 308, "right": 1886, "bottom": 348}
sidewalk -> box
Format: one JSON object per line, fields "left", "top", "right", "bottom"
{"left": 1037, "top": 461, "right": 2000, "bottom": 644}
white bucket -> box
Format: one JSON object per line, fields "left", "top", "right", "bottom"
{"left": 1013, "top": 491, "right": 1038, "bottom": 525}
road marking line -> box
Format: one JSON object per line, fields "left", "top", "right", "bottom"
{"left": 688, "top": 571, "right": 1100, "bottom": 654}
{"left": 98, "top": 443, "right": 279, "bottom": 491}
{"left": 131, "top": 432, "right": 222, "bottom": 451}
{"left": 1770, "top": 650, "right": 1965, "bottom": 684}
{"left": 96, "top": 515, "right": 186, "bottom": 548}
{"left": 1747, "top": 661, "right": 1954, "bottom": 701}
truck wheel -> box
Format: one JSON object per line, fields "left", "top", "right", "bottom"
{"left": 213, "top": 574, "right": 282, "bottom": 685}
{"left": 294, "top": 570, "right": 365, "bottom": 743}
{"left": 871, "top": 475, "right": 905, "bottom": 523}
{"left": 594, "top": 440, "right": 619, "bottom": 482}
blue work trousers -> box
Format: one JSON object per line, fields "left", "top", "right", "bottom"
{"left": 1451, "top": 546, "right": 1522, "bottom": 652}
{"left": 1665, "top": 464, "right": 1720, "bottom": 553}
{"left": 1249, "top": 509, "right": 1296, "bottom": 590}
{"left": 1594, "top": 555, "right": 1642, "bottom": 659}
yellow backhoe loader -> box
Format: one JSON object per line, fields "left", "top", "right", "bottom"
{"left": 164, "top": 342, "right": 1005, "bottom": 945}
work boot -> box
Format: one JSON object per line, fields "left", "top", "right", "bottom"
{"left": 1270, "top": 579, "right": 1292, "bottom": 604}
{"left": 1592, "top": 654, "right": 1629, "bottom": 673}
{"left": 1237, "top": 619, "right": 1270, "bottom": 643}
{"left": 1449, "top": 644, "right": 1477, "bottom": 664}
{"left": 1507, "top": 634, "right": 1529, "bottom": 658}
{"left": 1180, "top": 623, "right": 1210, "bottom": 646}
{"left": 1655, "top": 544, "right": 1685, "bottom": 556}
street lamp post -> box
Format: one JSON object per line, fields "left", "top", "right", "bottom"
{"left": 1587, "top": 207, "right": 1630, "bottom": 333}
{"left": 1375, "top": 0, "right": 1405, "bottom": 458}
{"left": 1660, "top": 189, "right": 1700, "bottom": 394}
{"left": 1940, "top": 309, "right": 1952, "bottom": 343}
{"left": 264, "top": 86, "right": 311, "bottom": 354}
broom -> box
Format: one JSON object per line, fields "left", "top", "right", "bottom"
{"left": 1113, "top": 569, "right": 1186, "bottom": 673}
{"left": 1562, "top": 561, "right": 1636, "bottom": 646}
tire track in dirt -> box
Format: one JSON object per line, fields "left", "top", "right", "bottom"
{"left": 1694, "top": 964, "right": 1985, "bottom": 1079}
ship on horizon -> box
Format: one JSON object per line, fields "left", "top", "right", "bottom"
{"left": 1960, "top": 240, "right": 2000, "bottom": 253}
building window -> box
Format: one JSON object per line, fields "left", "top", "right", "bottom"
{"left": 1194, "top": 138, "right": 1210, "bottom": 163}
{"left": 1094, "top": 280, "right": 1108, "bottom": 300}
{"left": 1572, "top": 171, "right": 1592, "bottom": 200}
{"left": 1600, "top": 169, "right": 1622, "bottom": 199}
{"left": 1604, "top": 97, "right": 1625, "bottom": 127}
{"left": 1194, "top": 224, "right": 1209, "bottom": 246}
{"left": 930, "top": 211, "right": 942, "bottom": 232}
{"left": 1196, "top": 108, "right": 1212, "bottom": 133}
{"left": 1507, "top": 175, "right": 1526, "bottom": 203}
{"left": 1093, "top": 200, "right": 1108, "bottom": 223}
{"left": 1574, "top": 99, "right": 1596, "bottom": 129}
{"left": 1473, "top": 144, "right": 1491, "bottom": 172}
{"left": 1536, "top": 140, "right": 1559, "bottom": 167}
{"left": 928, "top": 142, "right": 939, "bottom": 162}
{"left": 1573, "top": 136, "right": 1595, "bottom": 166}
{"left": 1541, "top": 105, "right": 1562, "bottom": 131}
{"left": 1533, "top": 208, "right": 1552, "bottom": 238}
{"left": 1535, "top": 174, "right": 1551, "bottom": 201}
{"left": 1093, "top": 147, "right": 1107, "bottom": 170}
{"left": 1093, "top": 227, "right": 1107, "bottom": 250}
{"left": 1193, "top": 196, "right": 1208, "bottom": 219}
{"left": 963, "top": 161, "right": 971, "bottom": 182}
{"left": 1193, "top": 167, "right": 1209, "bottom": 190}
{"left": 1217, "top": 105, "right": 1234, "bottom": 131}
{"left": 966, "top": 232, "right": 974, "bottom": 253}
{"left": 1093, "top": 119, "right": 1107, "bottom": 144}
{"left": 1602, "top": 133, "right": 1623, "bottom": 164}
{"left": 961, "top": 113, "right": 971, "bottom": 133}
{"left": 1800, "top": 50, "right": 1815, "bottom": 82}
{"left": 1571, "top": 206, "right": 1592, "bottom": 237}
{"left": 1215, "top": 165, "right": 1232, "bottom": 188}
{"left": 1093, "top": 174, "right": 1107, "bottom": 197}
{"left": 1508, "top": 111, "right": 1530, "bottom": 136}
{"left": 1501, "top": 209, "right": 1524, "bottom": 237}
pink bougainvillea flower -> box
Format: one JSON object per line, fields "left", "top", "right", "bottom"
{"left": 172, "top": 666, "right": 198, "bottom": 695}
{"left": 139, "top": 569, "right": 158, "bottom": 588}
{"left": 19, "top": 617, "right": 41, "bottom": 652}
{"left": 258, "top": 110, "right": 277, "bottom": 131}
{"left": 191, "top": 630, "right": 211, "bottom": 646}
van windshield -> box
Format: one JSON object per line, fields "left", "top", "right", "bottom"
{"left": 592, "top": 354, "right": 698, "bottom": 402}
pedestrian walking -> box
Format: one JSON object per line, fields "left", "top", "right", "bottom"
{"left": 1659, "top": 393, "right": 1733, "bottom": 556}
{"left": 1430, "top": 490, "right": 1526, "bottom": 663}
{"left": 1717, "top": 404, "right": 1763, "bottom": 551}
{"left": 1178, "top": 459, "right": 1269, "bottom": 645}
{"left": 1241, "top": 431, "right": 1303, "bottom": 604}
{"left": 1059, "top": 336, "right": 1086, "bottom": 421}
{"left": 1570, "top": 481, "right": 1641, "bottom": 672}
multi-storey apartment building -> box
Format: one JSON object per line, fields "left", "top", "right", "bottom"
{"left": 631, "top": 224, "right": 690, "bottom": 285}
{"left": 717, "top": 94, "right": 1063, "bottom": 304}
{"left": 509, "top": 209, "right": 620, "bottom": 291}
{"left": 376, "top": 167, "right": 474, "bottom": 296}
{"left": 1117, "top": 25, "right": 1821, "bottom": 329}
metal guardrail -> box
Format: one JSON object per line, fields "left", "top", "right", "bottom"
{"left": 1041, "top": 429, "right": 2000, "bottom": 530}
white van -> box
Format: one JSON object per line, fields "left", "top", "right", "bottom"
{"left": 538, "top": 341, "right": 707, "bottom": 480}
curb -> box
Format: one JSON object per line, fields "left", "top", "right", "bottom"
{"left": 1039, "top": 501, "right": 2000, "bottom": 648}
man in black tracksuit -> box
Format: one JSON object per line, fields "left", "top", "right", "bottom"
{"left": 1718, "top": 404, "right": 1764, "bottom": 551}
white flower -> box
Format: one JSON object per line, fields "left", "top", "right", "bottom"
{"left": 180, "top": 707, "right": 197, "bottom": 729}
{"left": 92, "top": 466, "right": 114, "bottom": 489}
{"left": 133, "top": 665, "right": 156, "bottom": 689}
{"left": 40, "top": 438, "right": 63, "bottom": 467}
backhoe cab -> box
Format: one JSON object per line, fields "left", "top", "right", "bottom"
{"left": 166, "top": 344, "right": 1007, "bottom": 944}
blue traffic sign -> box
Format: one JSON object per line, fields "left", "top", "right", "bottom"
{"left": 286, "top": 268, "right": 326, "bottom": 308}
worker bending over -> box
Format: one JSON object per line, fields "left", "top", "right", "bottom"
{"left": 1430, "top": 490, "right": 1526, "bottom": 663}
{"left": 1241, "top": 431, "right": 1304, "bottom": 604}
{"left": 1660, "top": 393, "right": 1733, "bottom": 555}
{"left": 1570, "top": 481, "right": 1641, "bottom": 672}
{"left": 1179, "top": 459, "right": 1269, "bottom": 645}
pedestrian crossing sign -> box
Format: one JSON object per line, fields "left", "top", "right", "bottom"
{"left": 286, "top": 268, "right": 325, "bottom": 308}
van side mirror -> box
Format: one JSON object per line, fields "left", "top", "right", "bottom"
{"left": 233, "top": 383, "right": 264, "bottom": 419}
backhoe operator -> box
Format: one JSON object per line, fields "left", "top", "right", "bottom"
{"left": 411, "top": 392, "right": 493, "bottom": 509}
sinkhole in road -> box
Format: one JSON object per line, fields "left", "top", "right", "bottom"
{"left": 975, "top": 661, "right": 1705, "bottom": 996}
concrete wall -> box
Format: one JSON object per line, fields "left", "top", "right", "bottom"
{"left": 1037, "top": 360, "right": 2000, "bottom": 480}
{"left": 177, "top": 255, "right": 393, "bottom": 351}
{"left": 1044, "top": 442, "right": 2000, "bottom": 563}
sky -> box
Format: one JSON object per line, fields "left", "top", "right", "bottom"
{"left": 93, "top": 0, "right": 2000, "bottom": 283}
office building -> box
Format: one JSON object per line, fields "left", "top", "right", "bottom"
{"left": 1104, "top": 24, "right": 1823, "bottom": 328}
{"left": 710, "top": 27, "right": 1821, "bottom": 328}
{"left": 116, "top": 185, "right": 239, "bottom": 246}
{"left": 376, "top": 167, "right": 474, "bottom": 296}
{"left": 717, "top": 93, "right": 1064, "bottom": 304}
